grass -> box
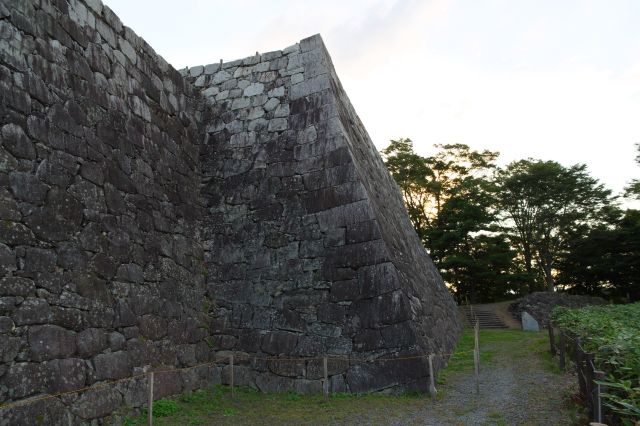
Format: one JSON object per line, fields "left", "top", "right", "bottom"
{"left": 438, "top": 328, "right": 559, "bottom": 385}
{"left": 121, "top": 384, "right": 428, "bottom": 425}
{"left": 119, "top": 329, "right": 563, "bottom": 426}
{"left": 485, "top": 410, "right": 507, "bottom": 426}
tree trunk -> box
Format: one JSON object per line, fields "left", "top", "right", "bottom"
{"left": 543, "top": 264, "right": 555, "bottom": 291}
{"left": 523, "top": 243, "right": 535, "bottom": 293}
{"left": 542, "top": 248, "right": 555, "bottom": 292}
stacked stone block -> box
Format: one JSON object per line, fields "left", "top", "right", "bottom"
{"left": 0, "top": 1, "right": 212, "bottom": 424}
{"left": 0, "top": 0, "right": 460, "bottom": 423}
{"left": 189, "top": 34, "right": 461, "bottom": 394}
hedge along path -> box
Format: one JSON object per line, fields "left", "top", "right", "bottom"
{"left": 0, "top": 349, "right": 475, "bottom": 412}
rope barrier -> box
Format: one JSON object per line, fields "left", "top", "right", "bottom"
{"left": 0, "top": 372, "right": 150, "bottom": 411}
{"left": 246, "top": 351, "right": 474, "bottom": 364}
{"left": 0, "top": 348, "right": 476, "bottom": 412}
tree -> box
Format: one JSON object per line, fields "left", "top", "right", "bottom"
{"left": 557, "top": 209, "right": 640, "bottom": 301}
{"left": 382, "top": 140, "right": 522, "bottom": 302}
{"left": 625, "top": 143, "right": 640, "bottom": 199}
{"left": 381, "top": 140, "right": 499, "bottom": 255}
{"left": 441, "top": 233, "right": 526, "bottom": 303}
{"left": 496, "top": 160, "right": 614, "bottom": 292}
{"left": 381, "top": 139, "right": 434, "bottom": 244}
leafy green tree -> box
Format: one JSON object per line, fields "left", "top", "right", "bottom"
{"left": 382, "top": 140, "right": 521, "bottom": 302}
{"left": 625, "top": 143, "right": 640, "bottom": 199}
{"left": 441, "top": 233, "right": 526, "bottom": 303}
{"left": 381, "top": 140, "right": 498, "bottom": 254}
{"left": 496, "top": 160, "right": 614, "bottom": 292}
{"left": 381, "top": 139, "right": 434, "bottom": 243}
{"left": 557, "top": 209, "right": 640, "bottom": 301}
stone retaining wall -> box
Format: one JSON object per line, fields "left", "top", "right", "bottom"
{"left": 0, "top": 0, "right": 461, "bottom": 423}
{"left": 188, "top": 34, "right": 460, "bottom": 394}
{"left": 0, "top": 1, "right": 212, "bottom": 424}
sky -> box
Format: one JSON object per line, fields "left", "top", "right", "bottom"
{"left": 103, "top": 0, "right": 640, "bottom": 200}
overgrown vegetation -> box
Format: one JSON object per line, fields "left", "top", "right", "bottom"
{"left": 552, "top": 303, "right": 640, "bottom": 424}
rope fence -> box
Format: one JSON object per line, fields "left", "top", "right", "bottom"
{"left": 0, "top": 326, "right": 482, "bottom": 424}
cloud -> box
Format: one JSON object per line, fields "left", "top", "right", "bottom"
{"left": 102, "top": 0, "right": 640, "bottom": 196}
{"left": 253, "top": 0, "right": 450, "bottom": 74}
{"left": 326, "top": 0, "right": 451, "bottom": 73}
{"left": 354, "top": 53, "right": 640, "bottom": 194}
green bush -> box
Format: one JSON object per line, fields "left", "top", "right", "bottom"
{"left": 552, "top": 302, "right": 640, "bottom": 424}
{"left": 153, "top": 399, "right": 181, "bottom": 417}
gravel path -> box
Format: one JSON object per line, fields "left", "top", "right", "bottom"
{"left": 338, "top": 331, "right": 580, "bottom": 426}
{"left": 148, "top": 330, "right": 582, "bottom": 425}
{"left": 414, "top": 354, "right": 576, "bottom": 425}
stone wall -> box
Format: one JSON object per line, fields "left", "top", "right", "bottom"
{"left": 0, "top": 1, "right": 214, "bottom": 424}
{"left": 188, "top": 34, "right": 461, "bottom": 394}
{"left": 0, "top": 0, "right": 460, "bottom": 423}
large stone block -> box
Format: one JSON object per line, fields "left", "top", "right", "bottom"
{"left": 45, "top": 358, "right": 86, "bottom": 393}
{"left": 1, "top": 362, "right": 47, "bottom": 399}
{"left": 28, "top": 324, "right": 76, "bottom": 361}
{"left": 70, "top": 386, "right": 122, "bottom": 420}
{"left": 92, "top": 351, "right": 132, "bottom": 381}
{"left": 76, "top": 328, "right": 107, "bottom": 358}
{"left": 1, "top": 123, "right": 35, "bottom": 160}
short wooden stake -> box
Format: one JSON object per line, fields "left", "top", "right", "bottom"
{"left": 474, "top": 320, "right": 480, "bottom": 395}
{"left": 548, "top": 324, "right": 556, "bottom": 356}
{"left": 585, "top": 353, "right": 596, "bottom": 419}
{"left": 428, "top": 354, "right": 437, "bottom": 397}
{"left": 147, "top": 372, "right": 154, "bottom": 426}
{"left": 323, "top": 357, "right": 328, "bottom": 401}
{"left": 559, "top": 331, "right": 566, "bottom": 371}
{"left": 230, "top": 354, "right": 235, "bottom": 398}
{"left": 575, "top": 338, "right": 589, "bottom": 398}
{"left": 594, "top": 370, "right": 605, "bottom": 423}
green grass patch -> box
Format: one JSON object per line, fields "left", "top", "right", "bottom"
{"left": 120, "top": 329, "right": 557, "bottom": 425}
{"left": 438, "top": 329, "right": 549, "bottom": 384}
{"left": 484, "top": 410, "right": 507, "bottom": 426}
{"left": 153, "top": 399, "right": 181, "bottom": 417}
{"left": 119, "top": 384, "right": 433, "bottom": 426}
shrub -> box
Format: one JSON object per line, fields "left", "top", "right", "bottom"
{"left": 552, "top": 302, "right": 640, "bottom": 424}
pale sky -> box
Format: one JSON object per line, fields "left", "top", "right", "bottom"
{"left": 104, "top": 0, "right": 640, "bottom": 199}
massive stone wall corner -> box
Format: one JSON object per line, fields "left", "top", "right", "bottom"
{"left": 0, "top": 1, "right": 461, "bottom": 423}
{"left": 190, "top": 33, "right": 461, "bottom": 394}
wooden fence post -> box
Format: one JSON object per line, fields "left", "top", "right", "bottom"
{"left": 474, "top": 320, "right": 480, "bottom": 395}
{"left": 585, "top": 353, "right": 595, "bottom": 419}
{"left": 548, "top": 323, "right": 556, "bottom": 356}
{"left": 147, "top": 372, "right": 154, "bottom": 426}
{"left": 230, "top": 354, "right": 235, "bottom": 398}
{"left": 594, "top": 370, "right": 606, "bottom": 424}
{"left": 559, "top": 331, "right": 566, "bottom": 371}
{"left": 575, "top": 338, "right": 587, "bottom": 397}
{"left": 428, "top": 354, "right": 437, "bottom": 397}
{"left": 323, "top": 357, "right": 328, "bottom": 401}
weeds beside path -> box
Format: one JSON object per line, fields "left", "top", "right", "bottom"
{"left": 122, "top": 330, "right": 582, "bottom": 425}
{"left": 398, "top": 330, "right": 583, "bottom": 425}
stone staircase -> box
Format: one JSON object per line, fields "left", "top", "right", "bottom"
{"left": 461, "top": 305, "right": 508, "bottom": 329}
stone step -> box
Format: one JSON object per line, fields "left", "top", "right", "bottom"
{"left": 461, "top": 305, "right": 508, "bottom": 329}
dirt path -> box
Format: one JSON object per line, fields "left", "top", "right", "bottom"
{"left": 337, "top": 330, "right": 581, "bottom": 426}
{"left": 123, "top": 330, "right": 583, "bottom": 425}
